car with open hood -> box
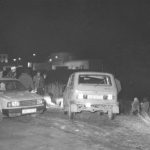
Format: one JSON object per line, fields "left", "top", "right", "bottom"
{"left": 0, "top": 78, "right": 46, "bottom": 120}
{"left": 63, "top": 72, "right": 119, "bottom": 119}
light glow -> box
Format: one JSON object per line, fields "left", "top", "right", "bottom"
{"left": 108, "top": 94, "right": 113, "bottom": 100}
{"left": 85, "top": 103, "right": 91, "bottom": 108}
{"left": 49, "top": 58, "right": 52, "bottom": 62}
{"left": 78, "top": 93, "right": 83, "bottom": 99}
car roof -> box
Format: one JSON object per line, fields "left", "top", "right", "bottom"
{"left": 73, "top": 71, "right": 114, "bottom": 76}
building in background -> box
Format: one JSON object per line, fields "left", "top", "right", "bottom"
{"left": 0, "top": 54, "right": 9, "bottom": 70}
{"left": 32, "top": 62, "right": 52, "bottom": 71}
{"left": 59, "top": 59, "right": 103, "bottom": 71}
{"left": 64, "top": 60, "right": 89, "bottom": 70}
{"left": 48, "top": 52, "right": 75, "bottom": 70}
{"left": 0, "top": 54, "right": 8, "bottom": 63}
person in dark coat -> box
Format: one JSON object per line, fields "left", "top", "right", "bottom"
{"left": 131, "top": 97, "right": 140, "bottom": 115}
{"left": 18, "top": 69, "right": 34, "bottom": 91}
{"left": 141, "top": 97, "right": 149, "bottom": 114}
{"left": 33, "top": 71, "right": 44, "bottom": 95}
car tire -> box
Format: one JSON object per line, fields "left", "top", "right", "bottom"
{"left": 68, "top": 105, "right": 75, "bottom": 120}
{"left": 0, "top": 111, "right": 3, "bottom": 121}
{"left": 63, "top": 104, "right": 68, "bottom": 115}
{"left": 108, "top": 110, "right": 114, "bottom": 120}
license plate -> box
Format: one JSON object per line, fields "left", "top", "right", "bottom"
{"left": 92, "top": 104, "right": 112, "bottom": 110}
{"left": 22, "top": 108, "right": 36, "bottom": 114}
{"left": 88, "top": 95, "right": 103, "bottom": 99}
{"left": 99, "top": 105, "right": 112, "bottom": 110}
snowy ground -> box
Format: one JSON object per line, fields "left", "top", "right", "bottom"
{"left": 0, "top": 110, "right": 150, "bottom": 150}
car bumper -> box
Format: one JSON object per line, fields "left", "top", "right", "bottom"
{"left": 71, "top": 102, "right": 119, "bottom": 114}
{"left": 2, "top": 105, "right": 46, "bottom": 117}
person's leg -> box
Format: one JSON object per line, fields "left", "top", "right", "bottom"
{"left": 56, "top": 98, "right": 63, "bottom": 108}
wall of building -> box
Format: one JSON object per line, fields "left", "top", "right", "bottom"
{"left": 49, "top": 52, "right": 75, "bottom": 67}
{"left": 64, "top": 60, "right": 89, "bottom": 70}
{"left": 0, "top": 54, "right": 8, "bottom": 63}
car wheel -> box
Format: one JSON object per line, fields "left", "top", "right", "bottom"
{"left": 63, "top": 104, "right": 68, "bottom": 115}
{"left": 68, "top": 105, "right": 75, "bottom": 120}
{"left": 0, "top": 111, "right": 3, "bottom": 121}
{"left": 108, "top": 110, "right": 114, "bottom": 120}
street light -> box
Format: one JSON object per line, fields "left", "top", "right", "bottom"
{"left": 33, "top": 53, "right": 36, "bottom": 56}
{"left": 18, "top": 57, "right": 21, "bottom": 61}
{"left": 49, "top": 58, "right": 52, "bottom": 62}
{"left": 13, "top": 58, "right": 17, "bottom": 62}
{"left": 55, "top": 55, "right": 58, "bottom": 59}
{"left": 5, "top": 59, "right": 8, "bottom": 63}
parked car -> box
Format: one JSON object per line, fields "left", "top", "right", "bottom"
{"left": 63, "top": 72, "right": 119, "bottom": 119}
{"left": 0, "top": 78, "right": 46, "bottom": 120}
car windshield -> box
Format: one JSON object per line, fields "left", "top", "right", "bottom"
{"left": 0, "top": 80, "right": 26, "bottom": 92}
{"left": 78, "top": 74, "right": 112, "bottom": 85}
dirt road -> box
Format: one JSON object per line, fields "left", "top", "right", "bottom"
{"left": 0, "top": 110, "right": 150, "bottom": 150}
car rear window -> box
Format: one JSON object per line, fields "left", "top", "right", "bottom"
{"left": 78, "top": 74, "right": 112, "bottom": 85}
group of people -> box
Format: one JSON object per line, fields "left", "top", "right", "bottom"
{"left": 131, "top": 97, "right": 150, "bottom": 115}
{"left": 19, "top": 70, "right": 47, "bottom": 95}
{"left": 0, "top": 66, "right": 17, "bottom": 78}
{"left": 0, "top": 66, "right": 47, "bottom": 95}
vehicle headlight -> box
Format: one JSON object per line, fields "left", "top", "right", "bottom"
{"left": 7, "top": 101, "right": 20, "bottom": 107}
{"left": 37, "top": 99, "right": 44, "bottom": 105}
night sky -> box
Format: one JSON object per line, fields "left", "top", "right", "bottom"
{"left": 0, "top": 0, "right": 150, "bottom": 63}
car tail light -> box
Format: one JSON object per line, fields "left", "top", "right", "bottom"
{"left": 77, "top": 93, "right": 83, "bottom": 99}
{"left": 108, "top": 94, "right": 113, "bottom": 100}
{"left": 108, "top": 94, "right": 115, "bottom": 100}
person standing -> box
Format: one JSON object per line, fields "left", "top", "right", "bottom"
{"left": 43, "top": 72, "right": 48, "bottom": 94}
{"left": 141, "top": 97, "right": 149, "bottom": 114}
{"left": 6, "top": 67, "right": 17, "bottom": 78}
{"left": 115, "top": 78, "right": 122, "bottom": 94}
{"left": 0, "top": 67, "right": 3, "bottom": 78}
{"left": 131, "top": 97, "right": 140, "bottom": 115}
{"left": 33, "top": 71, "right": 44, "bottom": 95}
{"left": 18, "top": 69, "right": 34, "bottom": 91}
{"left": 2, "top": 67, "right": 7, "bottom": 77}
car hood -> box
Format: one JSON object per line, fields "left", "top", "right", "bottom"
{"left": 1, "top": 91, "right": 43, "bottom": 101}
